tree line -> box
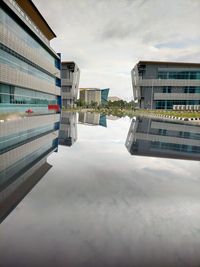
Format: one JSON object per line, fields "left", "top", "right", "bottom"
{"left": 75, "top": 99, "right": 135, "bottom": 109}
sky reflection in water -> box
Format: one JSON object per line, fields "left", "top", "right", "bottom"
{"left": 0, "top": 113, "right": 200, "bottom": 267}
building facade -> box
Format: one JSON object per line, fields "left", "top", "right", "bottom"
{"left": 61, "top": 61, "right": 80, "bottom": 108}
{"left": 0, "top": 0, "right": 61, "bottom": 222}
{"left": 80, "top": 88, "right": 101, "bottom": 105}
{"left": 80, "top": 88, "right": 109, "bottom": 105}
{"left": 59, "top": 111, "right": 77, "bottom": 146}
{"left": 125, "top": 116, "right": 200, "bottom": 161}
{"left": 0, "top": 0, "right": 61, "bottom": 115}
{"left": 131, "top": 61, "right": 200, "bottom": 109}
{"left": 78, "top": 112, "right": 107, "bottom": 127}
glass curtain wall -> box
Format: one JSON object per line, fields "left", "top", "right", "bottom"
{"left": 158, "top": 71, "right": 200, "bottom": 79}
{"left": 156, "top": 100, "right": 200, "bottom": 109}
{"left": 0, "top": 123, "right": 59, "bottom": 153}
{"left": 0, "top": 7, "right": 55, "bottom": 65}
{"left": 0, "top": 139, "right": 58, "bottom": 189}
{"left": 0, "top": 49, "right": 55, "bottom": 84}
{"left": 0, "top": 84, "right": 58, "bottom": 114}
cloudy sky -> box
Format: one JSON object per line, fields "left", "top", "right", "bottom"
{"left": 34, "top": 0, "right": 200, "bottom": 100}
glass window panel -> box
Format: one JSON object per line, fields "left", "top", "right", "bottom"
{"left": 158, "top": 71, "right": 200, "bottom": 80}
{"left": 0, "top": 49, "right": 55, "bottom": 84}
{"left": 0, "top": 7, "right": 55, "bottom": 65}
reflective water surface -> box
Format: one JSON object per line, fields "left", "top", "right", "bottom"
{"left": 0, "top": 112, "right": 200, "bottom": 267}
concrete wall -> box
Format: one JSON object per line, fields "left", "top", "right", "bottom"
{"left": 80, "top": 90, "right": 101, "bottom": 105}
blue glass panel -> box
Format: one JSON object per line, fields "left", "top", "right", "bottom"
{"left": 101, "top": 88, "right": 109, "bottom": 105}
{"left": 158, "top": 71, "right": 200, "bottom": 80}
{"left": 56, "top": 78, "right": 61, "bottom": 87}
{"left": 0, "top": 84, "right": 58, "bottom": 114}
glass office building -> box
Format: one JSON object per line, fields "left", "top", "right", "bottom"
{"left": 131, "top": 61, "right": 200, "bottom": 109}
{"left": 0, "top": 0, "right": 61, "bottom": 115}
{"left": 0, "top": 0, "right": 61, "bottom": 222}
{"left": 125, "top": 116, "right": 200, "bottom": 161}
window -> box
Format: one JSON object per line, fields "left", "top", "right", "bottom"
{"left": 184, "top": 87, "right": 200, "bottom": 93}
{"left": 0, "top": 7, "right": 55, "bottom": 64}
{"left": 62, "top": 86, "right": 71, "bottom": 92}
{"left": 0, "top": 123, "right": 57, "bottom": 152}
{"left": 0, "top": 140, "right": 57, "bottom": 183}
{"left": 0, "top": 83, "right": 57, "bottom": 114}
{"left": 158, "top": 71, "right": 200, "bottom": 80}
{"left": 55, "top": 57, "right": 61, "bottom": 70}
{"left": 56, "top": 78, "right": 61, "bottom": 87}
{"left": 61, "top": 69, "right": 70, "bottom": 79}
{"left": 0, "top": 49, "right": 55, "bottom": 84}
{"left": 162, "top": 86, "right": 171, "bottom": 93}
{"left": 156, "top": 101, "right": 166, "bottom": 109}
{"left": 151, "top": 141, "right": 200, "bottom": 154}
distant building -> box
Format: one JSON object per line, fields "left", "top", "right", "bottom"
{"left": 80, "top": 88, "right": 109, "bottom": 105}
{"left": 59, "top": 111, "right": 77, "bottom": 146}
{"left": 108, "top": 96, "right": 122, "bottom": 102}
{"left": 78, "top": 112, "right": 107, "bottom": 127}
{"left": 80, "top": 88, "right": 101, "bottom": 105}
{"left": 131, "top": 61, "right": 200, "bottom": 109}
{"left": 125, "top": 116, "right": 200, "bottom": 161}
{"left": 61, "top": 61, "right": 80, "bottom": 108}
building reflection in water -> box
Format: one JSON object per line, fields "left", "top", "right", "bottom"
{"left": 78, "top": 112, "right": 107, "bottom": 127}
{"left": 126, "top": 116, "right": 200, "bottom": 161}
{"left": 0, "top": 114, "right": 60, "bottom": 223}
{"left": 58, "top": 111, "right": 108, "bottom": 148}
{"left": 58, "top": 111, "right": 77, "bottom": 147}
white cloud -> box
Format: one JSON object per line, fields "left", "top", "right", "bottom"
{"left": 33, "top": 0, "right": 200, "bottom": 99}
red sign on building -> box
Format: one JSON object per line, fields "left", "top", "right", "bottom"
{"left": 48, "top": 104, "right": 60, "bottom": 111}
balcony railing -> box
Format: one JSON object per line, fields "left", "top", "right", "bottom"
{"left": 137, "top": 78, "right": 200, "bottom": 87}
{"left": 61, "top": 78, "right": 73, "bottom": 86}
{"left": 154, "top": 93, "right": 200, "bottom": 100}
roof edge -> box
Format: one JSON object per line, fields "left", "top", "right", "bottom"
{"left": 137, "top": 60, "right": 200, "bottom": 67}
{"left": 29, "top": 0, "right": 56, "bottom": 38}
